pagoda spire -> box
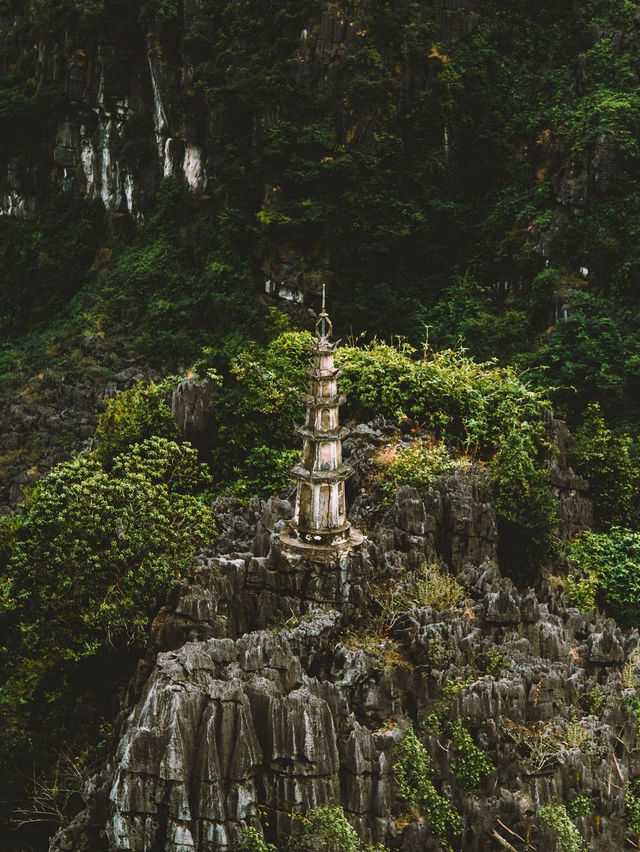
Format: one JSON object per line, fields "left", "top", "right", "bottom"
{"left": 280, "top": 286, "right": 362, "bottom": 558}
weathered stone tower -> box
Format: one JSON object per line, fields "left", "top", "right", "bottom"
{"left": 280, "top": 288, "right": 362, "bottom": 558}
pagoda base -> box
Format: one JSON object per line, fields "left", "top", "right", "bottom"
{"left": 279, "top": 521, "right": 364, "bottom": 562}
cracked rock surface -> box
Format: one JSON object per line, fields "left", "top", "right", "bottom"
{"left": 51, "top": 426, "right": 640, "bottom": 852}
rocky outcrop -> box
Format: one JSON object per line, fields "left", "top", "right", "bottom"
{"left": 171, "top": 376, "right": 218, "bottom": 456}
{"left": 50, "top": 429, "right": 640, "bottom": 852}
{"left": 546, "top": 417, "right": 593, "bottom": 540}
{"left": 0, "top": 338, "right": 151, "bottom": 511}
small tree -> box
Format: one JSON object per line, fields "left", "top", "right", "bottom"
{"left": 0, "top": 437, "right": 214, "bottom": 763}
{"left": 94, "top": 380, "right": 179, "bottom": 467}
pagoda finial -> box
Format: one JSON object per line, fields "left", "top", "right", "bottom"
{"left": 315, "top": 283, "right": 333, "bottom": 341}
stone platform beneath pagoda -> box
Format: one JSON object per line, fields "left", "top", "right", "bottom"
{"left": 279, "top": 520, "right": 364, "bottom": 562}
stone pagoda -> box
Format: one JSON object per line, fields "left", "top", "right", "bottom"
{"left": 280, "top": 287, "right": 362, "bottom": 559}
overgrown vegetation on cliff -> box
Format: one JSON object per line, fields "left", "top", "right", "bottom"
{"left": 0, "top": 435, "right": 214, "bottom": 844}
{"left": 1, "top": 0, "right": 640, "bottom": 517}
{"left": 2, "top": 0, "right": 640, "bottom": 848}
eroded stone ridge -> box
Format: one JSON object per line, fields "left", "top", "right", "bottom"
{"left": 51, "top": 426, "right": 640, "bottom": 851}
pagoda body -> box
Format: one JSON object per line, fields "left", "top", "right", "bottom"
{"left": 280, "top": 291, "right": 362, "bottom": 558}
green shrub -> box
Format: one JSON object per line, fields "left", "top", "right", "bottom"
{"left": 579, "top": 686, "right": 610, "bottom": 717}
{"left": 535, "top": 291, "right": 638, "bottom": 421}
{"left": 235, "top": 827, "right": 277, "bottom": 852}
{"left": 0, "top": 438, "right": 214, "bottom": 763}
{"left": 567, "top": 527, "right": 640, "bottom": 625}
{"left": 232, "top": 446, "right": 298, "bottom": 500}
{"left": 567, "top": 796, "right": 592, "bottom": 820}
{"left": 283, "top": 806, "right": 384, "bottom": 852}
{"left": 448, "top": 722, "right": 494, "bottom": 791}
{"left": 564, "top": 572, "right": 598, "bottom": 611}
{"left": 626, "top": 779, "right": 640, "bottom": 835}
{"left": 94, "top": 380, "right": 179, "bottom": 466}
{"left": 573, "top": 403, "right": 639, "bottom": 528}
{"left": 338, "top": 342, "right": 551, "bottom": 452}
{"left": 339, "top": 339, "right": 557, "bottom": 570}
{"left": 213, "top": 329, "right": 313, "bottom": 480}
{"left": 417, "top": 563, "right": 466, "bottom": 611}
{"left": 539, "top": 804, "right": 586, "bottom": 852}
{"left": 377, "top": 440, "right": 456, "bottom": 496}
{"left": 287, "top": 806, "right": 361, "bottom": 852}
{"left": 488, "top": 423, "right": 559, "bottom": 574}
{"left": 393, "top": 727, "right": 462, "bottom": 844}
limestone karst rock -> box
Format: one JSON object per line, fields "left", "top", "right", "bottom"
{"left": 50, "top": 423, "right": 640, "bottom": 852}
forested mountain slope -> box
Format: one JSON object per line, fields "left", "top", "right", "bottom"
{"left": 1, "top": 0, "right": 639, "bottom": 411}
{"left": 1, "top": 2, "right": 640, "bottom": 851}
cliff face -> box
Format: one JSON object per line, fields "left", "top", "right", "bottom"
{"left": 1, "top": 0, "right": 630, "bottom": 304}
{"left": 1, "top": 1, "right": 467, "bottom": 222}
{"left": 50, "top": 424, "right": 640, "bottom": 852}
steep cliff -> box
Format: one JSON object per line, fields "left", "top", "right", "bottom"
{"left": 48, "top": 423, "right": 640, "bottom": 852}
{"left": 2, "top": 0, "right": 640, "bottom": 517}
{"left": 2, "top": 5, "right": 640, "bottom": 846}
{"left": 2, "top": 0, "right": 640, "bottom": 353}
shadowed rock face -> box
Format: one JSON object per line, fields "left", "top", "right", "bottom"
{"left": 51, "top": 426, "right": 639, "bottom": 852}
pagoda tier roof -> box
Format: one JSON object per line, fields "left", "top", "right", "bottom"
{"left": 310, "top": 339, "right": 340, "bottom": 355}
{"left": 291, "top": 462, "right": 352, "bottom": 482}
{"left": 300, "top": 393, "right": 347, "bottom": 407}
{"left": 296, "top": 425, "right": 350, "bottom": 440}
{"left": 306, "top": 366, "right": 343, "bottom": 379}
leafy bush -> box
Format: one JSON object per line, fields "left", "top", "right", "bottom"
{"left": 573, "top": 403, "right": 639, "bottom": 528}
{"left": 213, "top": 329, "right": 313, "bottom": 482}
{"left": 488, "top": 424, "right": 560, "bottom": 575}
{"left": 287, "top": 806, "right": 361, "bottom": 852}
{"left": 0, "top": 437, "right": 214, "bottom": 766}
{"left": 394, "top": 727, "right": 462, "bottom": 844}
{"left": 535, "top": 291, "right": 639, "bottom": 420}
{"left": 566, "top": 527, "right": 640, "bottom": 625}
{"left": 539, "top": 803, "right": 586, "bottom": 852}
{"left": 94, "top": 380, "right": 179, "bottom": 466}
{"left": 418, "top": 563, "right": 466, "bottom": 612}
{"left": 232, "top": 446, "right": 298, "bottom": 500}
{"left": 564, "top": 571, "right": 598, "bottom": 612}
{"left": 338, "top": 340, "right": 558, "bottom": 570}
{"left": 338, "top": 341, "right": 551, "bottom": 453}
{"left": 626, "top": 779, "right": 640, "bottom": 836}
{"left": 567, "top": 796, "right": 592, "bottom": 820}
{"left": 376, "top": 440, "right": 456, "bottom": 496}
{"left": 448, "top": 722, "right": 494, "bottom": 790}
{"left": 565, "top": 89, "right": 640, "bottom": 156}
{"left": 235, "top": 827, "right": 276, "bottom": 852}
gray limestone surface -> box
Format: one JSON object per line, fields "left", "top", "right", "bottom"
{"left": 49, "top": 424, "right": 640, "bottom": 851}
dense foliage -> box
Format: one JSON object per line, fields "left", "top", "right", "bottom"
{"left": 94, "top": 380, "right": 180, "bottom": 466}
{"left": 448, "top": 722, "right": 494, "bottom": 791}
{"left": 376, "top": 441, "right": 457, "bottom": 498}
{"left": 288, "top": 806, "right": 383, "bottom": 852}
{"left": 2, "top": 0, "right": 640, "bottom": 847}
{"left": 564, "top": 527, "right": 640, "bottom": 625}
{"left": 338, "top": 340, "right": 559, "bottom": 572}
{"left": 236, "top": 807, "right": 384, "bottom": 852}
{"left": 0, "top": 437, "right": 213, "bottom": 839}
{"left": 394, "top": 726, "right": 462, "bottom": 845}
{"left": 539, "top": 803, "right": 587, "bottom": 852}
{"left": 572, "top": 403, "right": 640, "bottom": 529}
{"left": 626, "top": 779, "right": 640, "bottom": 838}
